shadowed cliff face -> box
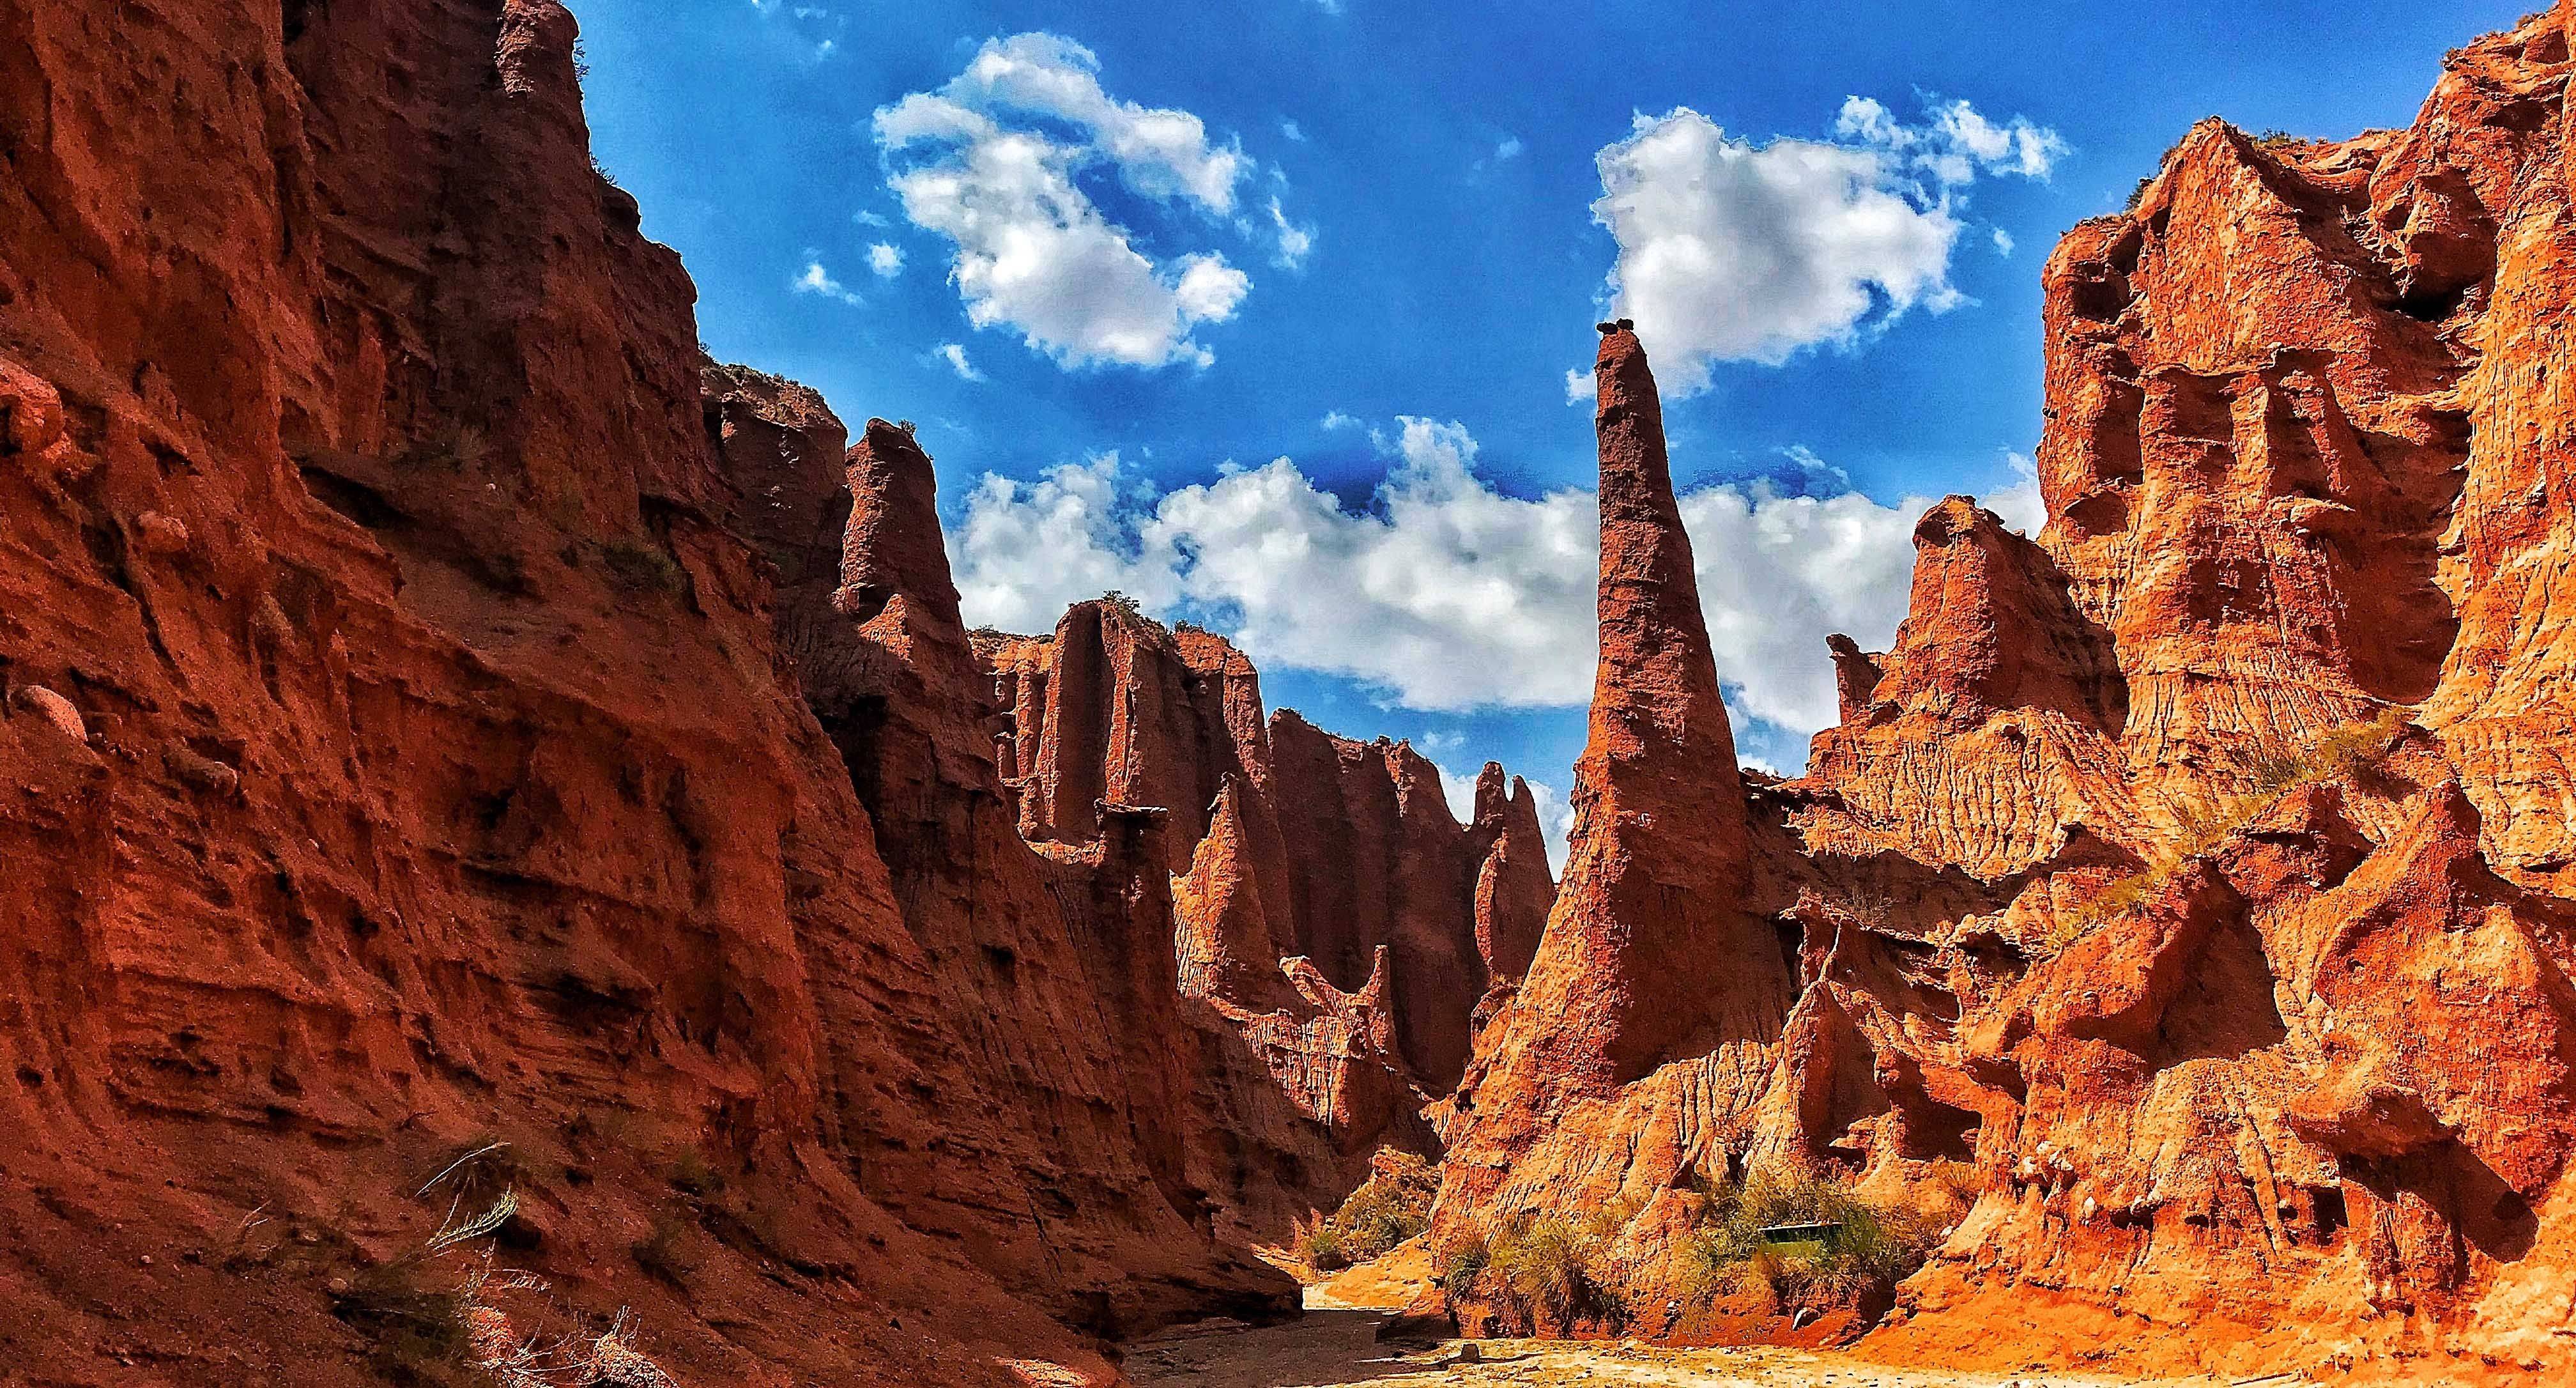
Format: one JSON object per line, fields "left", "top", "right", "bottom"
{"left": 0, "top": 3, "right": 1300, "bottom": 1382}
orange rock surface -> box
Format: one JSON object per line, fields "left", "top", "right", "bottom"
{"left": 1430, "top": 9, "right": 2576, "bottom": 1382}
{"left": 0, "top": 3, "right": 1298, "bottom": 1382}
{"left": 15, "top": 0, "right": 2576, "bottom": 1383}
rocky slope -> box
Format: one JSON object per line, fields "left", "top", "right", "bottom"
{"left": 0, "top": 3, "right": 1520, "bottom": 1384}
{"left": 1429, "top": 8, "right": 2576, "bottom": 1382}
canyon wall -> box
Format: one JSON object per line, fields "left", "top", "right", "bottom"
{"left": 0, "top": 2, "right": 1490, "bottom": 1382}
{"left": 1432, "top": 8, "right": 2576, "bottom": 1381}
{"left": 974, "top": 596, "right": 1556, "bottom": 1226}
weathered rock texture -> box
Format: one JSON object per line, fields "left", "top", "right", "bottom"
{"left": 1432, "top": 9, "right": 2576, "bottom": 1382}
{"left": 976, "top": 598, "right": 1558, "bottom": 1226}
{"left": 0, "top": 3, "right": 1300, "bottom": 1384}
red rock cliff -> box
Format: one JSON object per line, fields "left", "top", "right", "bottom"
{"left": 0, "top": 4, "right": 1287, "bottom": 1384}
{"left": 1427, "top": 12, "right": 2576, "bottom": 1382}
{"left": 979, "top": 607, "right": 1557, "bottom": 1095}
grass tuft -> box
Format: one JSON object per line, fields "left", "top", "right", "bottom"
{"left": 2043, "top": 709, "right": 2407, "bottom": 951}
{"left": 1294, "top": 1148, "right": 1435, "bottom": 1271}
{"left": 1435, "top": 1198, "right": 1634, "bottom": 1332}
{"left": 1676, "top": 1165, "right": 1935, "bottom": 1316}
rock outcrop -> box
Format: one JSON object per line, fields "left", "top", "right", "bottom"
{"left": 976, "top": 596, "right": 1559, "bottom": 1229}
{"left": 1426, "top": 10, "right": 2576, "bottom": 1382}
{"left": 0, "top": 4, "right": 1291, "bottom": 1384}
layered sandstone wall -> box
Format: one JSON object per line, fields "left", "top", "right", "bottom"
{"left": 1430, "top": 10, "right": 2576, "bottom": 1380}
{"left": 979, "top": 607, "right": 1556, "bottom": 1099}
{"left": 0, "top": 3, "right": 1294, "bottom": 1383}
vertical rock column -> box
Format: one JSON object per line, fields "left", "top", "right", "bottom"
{"left": 1523, "top": 324, "right": 1762, "bottom": 1083}
{"left": 1438, "top": 325, "right": 1790, "bottom": 1214}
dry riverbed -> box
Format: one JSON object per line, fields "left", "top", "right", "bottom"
{"left": 1123, "top": 1286, "right": 2225, "bottom": 1388}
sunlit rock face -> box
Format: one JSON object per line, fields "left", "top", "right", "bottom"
{"left": 1433, "top": 11, "right": 2576, "bottom": 1379}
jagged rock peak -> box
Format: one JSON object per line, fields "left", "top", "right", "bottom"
{"left": 836, "top": 418, "right": 958, "bottom": 629}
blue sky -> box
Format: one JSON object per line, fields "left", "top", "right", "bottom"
{"left": 575, "top": 0, "right": 2525, "bottom": 861}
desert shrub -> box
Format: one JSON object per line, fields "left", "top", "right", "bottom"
{"left": 1468, "top": 1201, "right": 1632, "bottom": 1330}
{"left": 1678, "top": 1166, "right": 1935, "bottom": 1315}
{"left": 1294, "top": 1215, "right": 1349, "bottom": 1271}
{"left": 632, "top": 1213, "right": 702, "bottom": 1288}
{"left": 1433, "top": 1226, "right": 1491, "bottom": 1307}
{"left": 2044, "top": 709, "right": 2408, "bottom": 951}
{"left": 332, "top": 1260, "right": 492, "bottom": 1387}
{"left": 666, "top": 1146, "right": 726, "bottom": 1198}
{"left": 1296, "top": 1148, "right": 1436, "bottom": 1270}
{"left": 415, "top": 1137, "right": 535, "bottom": 1210}
{"left": 601, "top": 539, "right": 685, "bottom": 596}
{"left": 1925, "top": 1159, "right": 1983, "bottom": 1206}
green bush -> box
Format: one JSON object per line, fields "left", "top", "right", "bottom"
{"left": 601, "top": 539, "right": 685, "bottom": 596}
{"left": 1294, "top": 1217, "right": 1350, "bottom": 1271}
{"left": 1481, "top": 1203, "right": 1630, "bottom": 1330}
{"left": 632, "top": 1212, "right": 702, "bottom": 1287}
{"left": 1434, "top": 1227, "right": 1490, "bottom": 1306}
{"left": 1298, "top": 1149, "right": 1436, "bottom": 1270}
{"left": 1678, "top": 1166, "right": 1935, "bottom": 1313}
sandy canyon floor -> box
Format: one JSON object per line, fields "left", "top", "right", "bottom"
{"left": 1124, "top": 1280, "right": 2222, "bottom": 1388}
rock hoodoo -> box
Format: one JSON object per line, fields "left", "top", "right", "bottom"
{"left": 1432, "top": 325, "right": 1796, "bottom": 1257}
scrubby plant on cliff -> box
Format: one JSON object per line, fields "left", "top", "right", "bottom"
{"left": 1294, "top": 1148, "right": 1436, "bottom": 1270}
{"left": 2044, "top": 707, "right": 2409, "bottom": 950}
{"left": 1677, "top": 1166, "right": 1935, "bottom": 1316}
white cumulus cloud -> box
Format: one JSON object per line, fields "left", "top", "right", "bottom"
{"left": 792, "top": 259, "right": 861, "bottom": 305}
{"left": 867, "top": 242, "right": 905, "bottom": 277}
{"left": 873, "top": 34, "right": 1275, "bottom": 370}
{"left": 947, "top": 422, "right": 2018, "bottom": 760}
{"left": 1589, "top": 96, "right": 2063, "bottom": 396}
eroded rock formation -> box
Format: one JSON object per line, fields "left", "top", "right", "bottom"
{"left": 0, "top": 3, "right": 1305, "bottom": 1382}
{"left": 974, "top": 594, "right": 1559, "bottom": 1228}
{"left": 1429, "top": 9, "right": 2576, "bottom": 1381}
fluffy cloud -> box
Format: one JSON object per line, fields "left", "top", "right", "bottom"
{"left": 947, "top": 422, "right": 2018, "bottom": 757}
{"left": 867, "top": 242, "right": 904, "bottom": 277}
{"left": 1590, "top": 96, "right": 2063, "bottom": 394}
{"left": 874, "top": 35, "right": 1270, "bottom": 369}
{"left": 951, "top": 452, "right": 1183, "bottom": 632}
{"left": 792, "top": 259, "right": 861, "bottom": 305}
{"left": 931, "top": 342, "right": 986, "bottom": 382}
{"left": 1835, "top": 96, "right": 2067, "bottom": 185}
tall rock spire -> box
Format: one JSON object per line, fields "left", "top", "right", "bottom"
{"left": 1469, "top": 764, "right": 1553, "bottom": 983}
{"left": 1524, "top": 323, "right": 1767, "bottom": 1081}
{"left": 1587, "top": 323, "right": 1747, "bottom": 837}
{"left": 1436, "top": 325, "right": 1791, "bottom": 1219}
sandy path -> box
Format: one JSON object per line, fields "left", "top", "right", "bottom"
{"left": 1123, "top": 1288, "right": 2225, "bottom": 1388}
